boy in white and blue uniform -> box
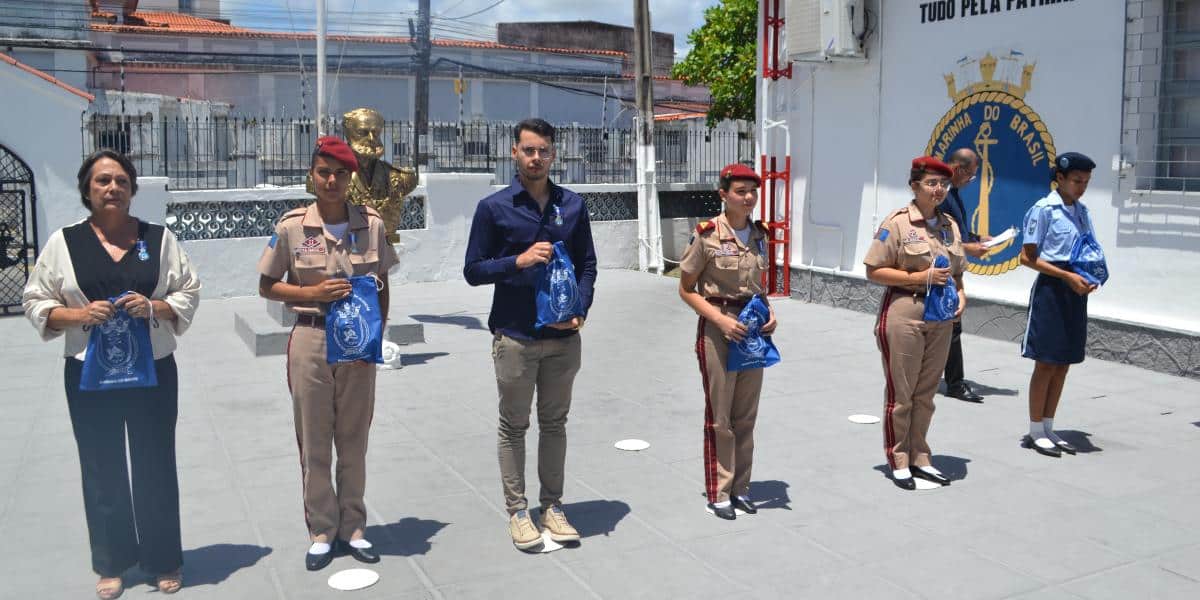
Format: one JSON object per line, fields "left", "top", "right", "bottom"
{"left": 1018, "top": 152, "right": 1098, "bottom": 458}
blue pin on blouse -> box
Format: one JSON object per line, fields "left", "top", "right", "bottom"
{"left": 136, "top": 240, "right": 149, "bottom": 262}
{"left": 554, "top": 205, "right": 564, "bottom": 226}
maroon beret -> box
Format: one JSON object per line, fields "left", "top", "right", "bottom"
{"left": 313, "top": 136, "right": 358, "bottom": 172}
{"left": 911, "top": 156, "right": 953, "bottom": 178}
{"left": 720, "top": 163, "right": 761, "bottom": 185}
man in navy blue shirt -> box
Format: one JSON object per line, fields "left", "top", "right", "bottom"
{"left": 464, "top": 118, "right": 597, "bottom": 551}
{"left": 939, "top": 149, "right": 989, "bottom": 403}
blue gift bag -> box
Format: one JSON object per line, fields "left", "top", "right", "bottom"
{"left": 923, "top": 254, "right": 959, "bottom": 322}
{"left": 1070, "top": 231, "right": 1109, "bottom": 286}
{"left": 80, "top": 293, "right": 158, "bottom": 391}
{"left": 535, "top": 241, "right": 585, "bottom": 330}
{"left": 727, "top": 295, "right": 781, "bottom": 371}
{"left": 326, "top": 275, "right": 384, "bottom": 364}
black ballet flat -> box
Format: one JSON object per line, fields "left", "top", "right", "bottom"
{"left": 911, "top": 466, "right": 951, "bottom": 486}
{"left": 893, "top": 475, "right": 916, "bottom": 490}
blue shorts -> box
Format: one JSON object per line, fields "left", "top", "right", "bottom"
{"left": 1022, "top": 269, "right": 1088, "bottom": 365}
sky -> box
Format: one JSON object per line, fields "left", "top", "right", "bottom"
{"left": 219, "top": 0, "right": 716, "bottom": 59}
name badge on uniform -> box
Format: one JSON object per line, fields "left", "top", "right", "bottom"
{"left": 715, "top": 241, "right": 738, "bottom": 257}
{"left": 295, "top": 235, "right": 326, "bottom": 255}
{"left": 904, "top": 230, "right": 926, "bottom": 245}
{"left": 135, "top": 240, "right": 149, "bottom": 262}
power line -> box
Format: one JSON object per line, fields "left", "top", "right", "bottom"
{"left": 441, "top": 0, "right": 506, "bottom": 21}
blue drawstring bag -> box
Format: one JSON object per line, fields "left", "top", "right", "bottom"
{"left": 1070, "top": 231, "right": 1109, "bottom": 286}
{"left": 80, "top": 292, "right": 158, "bottom": 391}
{"left": 535, "top": 241, "right": 585, "bottom": 329}
{"left": 727, "top": 295, "right": 781, "bottom": 371}
{"left": 326, "top": 275, "right": 384, "bottom": 364}
{"left": 923, "top": 254, "right": 959, "bottom": 322}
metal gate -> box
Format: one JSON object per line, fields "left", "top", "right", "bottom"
{"left": 0, "top": 145, "right": 37, "bottom": 315}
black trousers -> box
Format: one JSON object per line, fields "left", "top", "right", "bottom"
{"left": 64, "top": 355, "right": 182, "bottom": 578}
{"left": 943, "top": 320, "right": 964, "bottom": 389}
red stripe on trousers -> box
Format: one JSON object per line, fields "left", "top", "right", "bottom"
{"left": 697, "top": 316, "right": 720, "bottom": 503}
{"left": 877, "top": 288, "right": 898, "bottom": 470}
{"left": 286, "top": 327, "right": 314, "bottom": 534}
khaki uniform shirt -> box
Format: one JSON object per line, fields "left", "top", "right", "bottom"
{"left": 257, "top": 202, "right": 399, "bottom": 315}
{"left": 679, "top": 213, "right": 769, "bottom": 300}
{"left": 864, "top": 203, "right": 966, "bottom": 291}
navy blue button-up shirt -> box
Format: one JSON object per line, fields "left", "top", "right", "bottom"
{"left": 940, "top": 187, "right": 980, "bottom": 243}
{"left": 463, "top": 175, "right": 598, "bottom": 340}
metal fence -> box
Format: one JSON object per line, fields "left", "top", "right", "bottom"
{"left": 81, "top": 116, "right": 755, "bottom": 191}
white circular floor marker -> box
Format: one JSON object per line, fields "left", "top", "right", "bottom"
{"left": 614, "top": 439, "right": 650, "bottom": 451}
{"left": 848, "top": 414, "right": 881, "bottom": 424}
{"left": 327, "top": 568, "right": 380, "bottom": 591}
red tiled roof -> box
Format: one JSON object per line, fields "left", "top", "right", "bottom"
{"left": 0, "top": 52, "right": 95, "bottom": 102}
{"left": 654, "top": 112, "right": 706, "bottom": 122}
{"left": 90, "top": 11, "right": 628, "bottom": 58}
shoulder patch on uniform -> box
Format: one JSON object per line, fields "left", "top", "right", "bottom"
{"left": 876, "top": 228, "right": 889, "bottom": 242}
{"left": 268, "top": 233, "right": 278, "bottom": 248}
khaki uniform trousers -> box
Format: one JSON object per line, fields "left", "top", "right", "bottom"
{"left": 875, "top": 289, "right": 953, "bottom": 470}
{"left": 492, "top": 333, "right": 581, "bottom": 515}
{"left": 287, "top": 323, "right": 376, "bottom": 542}
{"left": 696, "top": 311, "right": 763, "bottom": 504}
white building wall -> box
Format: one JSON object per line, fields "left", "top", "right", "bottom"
{"left": 0, "top": 58, "right": 92, "bottom": 248}
{"left": 770, "top": 1, "right": 1198, "bottom": 333}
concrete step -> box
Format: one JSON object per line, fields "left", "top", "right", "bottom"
{"left": 233, "top": 299, "right": 425, "bottom": 357}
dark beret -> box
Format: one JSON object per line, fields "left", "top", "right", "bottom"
{"left": 720, "top": 163, "right": 761, "bottom": 185}
{"left": 313, "top": 136, "right": 359, "bottom": 172}
{"left": 911, "top": 156, "right": 953, "bottom": 178}
{"left": 1054, "top": 152, "right": 1096, "bottom": 174}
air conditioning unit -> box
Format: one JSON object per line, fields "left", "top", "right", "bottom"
{"left": 786, "top": 0, "right": 866, "bottom": 62}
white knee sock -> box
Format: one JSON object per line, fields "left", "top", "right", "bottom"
{"left": 1043, "top": 418, "right": 1067, "bottom": 444}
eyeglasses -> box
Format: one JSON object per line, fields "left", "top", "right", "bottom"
{"left": 919, "top": 179, "right": 951, "bottom": 190}
{"left": 518, "top": 146, "right": 554, "bottom": 158}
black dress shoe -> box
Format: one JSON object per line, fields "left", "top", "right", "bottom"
{"left": 336, "top": 539, "right": 381, "bottom": 564}
{"left": 911, "top": 466, "right": 951, "bottom": 486}
{"left": 947, "top": 384, "right": 984, "bottom": 403}
{"left": 1052, "top": 439, "right": 1078, "bottom": 455}
{"left": 892, "top": 475, "right": 916, "bottom": 490}
{"left": 706, "top": 502, "right": 736, "bottom": 520}
{"left": 731, "top": 496, "right": 758, "bottom": 515}
{"left": 305, "top": 548, "right": 333, "bottom": 571}
{"left": 1024, "top": 435, "right": 1062, "bottom": 457}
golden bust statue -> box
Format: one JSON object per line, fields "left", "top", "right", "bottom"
{"left": 308, "top": 107, "right": 418, "bottom": 243}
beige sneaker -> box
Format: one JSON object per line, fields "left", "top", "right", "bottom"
{"left": 508, "top": 510, "right": 543, "bottom": 550}
{"left": 540, "top": 506, "right": 580, "bottom": 543}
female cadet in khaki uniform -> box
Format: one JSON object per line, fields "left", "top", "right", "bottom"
{"left": 257, "top": 137, "right": 398, "bottom": 570}
{"left": 864, "top": 157, "right": 966, "bottom": 490}
{"left": 678, "top": 163, "right": 776, "bottom": 520}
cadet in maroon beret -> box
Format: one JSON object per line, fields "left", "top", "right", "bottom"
{"left": 678, "top": 162, "right": 775, "bottom": 519}
{"left": 863, "top": 156, "right": 967, "bottom": 490}
{"left": 257, "top": 135, "right": 398, "bottom": 570}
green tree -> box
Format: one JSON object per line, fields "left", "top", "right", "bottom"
{"left": 671, "top": 0, "right": 758, "bottom": 127}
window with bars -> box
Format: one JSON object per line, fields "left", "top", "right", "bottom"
{"left": 1155, "top": 1, "right": 1200, "bottom": 190}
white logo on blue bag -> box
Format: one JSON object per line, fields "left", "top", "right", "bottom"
{"left": 96, "top": 313, "right": 139, "bottom": 377}
{"left": 331, "top": 299, "right": 371, "bottom": 356}
{"left": 549, "top": 259, "right": 579, "bottom": 320}
{"left": 736, "top": 313, "right": 766, "bottom": 358}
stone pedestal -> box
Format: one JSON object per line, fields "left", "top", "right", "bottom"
{"left": 234, "top": 299, "right": 424, "bottom": 357}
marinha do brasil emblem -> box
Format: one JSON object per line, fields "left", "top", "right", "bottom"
{"left": 925, "top": 52, "right": 1056, "bottom": 275}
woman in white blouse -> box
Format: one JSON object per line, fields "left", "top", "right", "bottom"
{"left": 22, "top": 150, "right": 200, "bottom": 599}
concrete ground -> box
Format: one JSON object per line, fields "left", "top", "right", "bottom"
{"left": 2, "top": 269, "right": 1199, "bottom": 599}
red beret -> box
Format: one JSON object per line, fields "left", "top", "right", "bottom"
{"left": 911, "top": 156, "right": 953, "bottom": 178}
{"left": 720, "top": 163, "right": 761, "bottom": 185}
{"left": 313, "top": 136, "right": 358, "bottom": 172}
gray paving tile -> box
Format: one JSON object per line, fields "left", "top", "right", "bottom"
{"left": 1062, "top": 561, "right": 1200, "bottom": 600}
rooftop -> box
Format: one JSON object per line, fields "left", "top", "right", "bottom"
{"left": 89, "top": 10, "right": 629, "bottom": 58}
{"left": 5, "top": 270, "right": 1198, "bottom": 598}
